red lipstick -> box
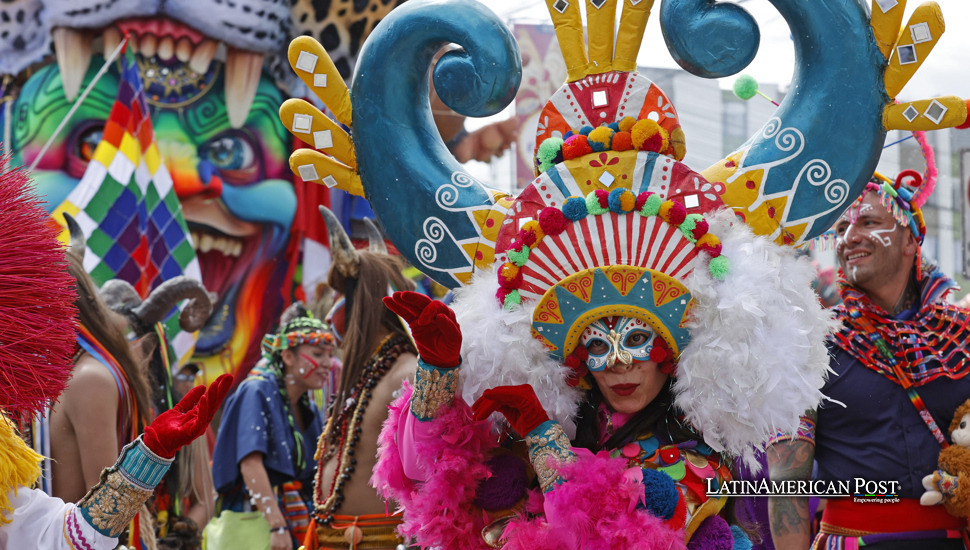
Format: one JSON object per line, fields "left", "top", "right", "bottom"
{"left": 610, "top": 383, "right": 639, "bottom": 396}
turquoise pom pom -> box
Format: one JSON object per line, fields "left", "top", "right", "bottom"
{"left": 579, "top": 126, "right": 594, "bottom": 136}
{"left": 562, "top": 197, "right": 588, "bottom": 221}
{"left": 733, "top": 74, "right": 759, "bottom": 100}
{"left": 731, "top": 525, "right": 752, "bottom": 550}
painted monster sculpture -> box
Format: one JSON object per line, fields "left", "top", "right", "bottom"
{"left": 0, "top": 0, "right": 525, "bottom": 379}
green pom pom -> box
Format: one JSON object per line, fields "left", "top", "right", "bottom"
{"left": 641, "top": 194, "right": 663, "bottom": 217}
{"left": 538, "top": 137, "right": 564, "bottom": 165}
{"left": 503, "top": 290, "right": 522, "bottom": 309}
{"left": 507, "top": 245, "right": 531, "bottom": 266}
{"left": 733, "top": 74, "right": 759, "bottom": 100}
{"left": 586, "top": 192, "right": 608, "bottom": 215}
{"left": 708, "top": 256, "right": 730, "bottom": 280}
{"left": 680, "top": 214, "right": 702, "bottom": 242}
{"left": 538, "top": 160, "right": 555, "bottom": 173}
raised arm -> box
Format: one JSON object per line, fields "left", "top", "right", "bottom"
{"left": 766, "top": 411, "right": 817, "bottom": 550}
{"left": 0, "top": 375, "right": 231, "bottom": 550}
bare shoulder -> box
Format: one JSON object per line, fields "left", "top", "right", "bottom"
{"left": 62, "top": 354, "right": 119, "bottom": 405}
{"left": 373, "top": 351, "right": 417, "bottom": 406}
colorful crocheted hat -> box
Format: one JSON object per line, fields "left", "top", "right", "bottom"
{"left": 260, "top": 302, "right": 333, "bottom": 361}
{"left": 277, "top": 0, "right": 965, "bottom": 461}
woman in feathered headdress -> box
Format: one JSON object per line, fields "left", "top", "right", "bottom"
{"left": 277, "top": 0, "right": 969, "bottom": 546}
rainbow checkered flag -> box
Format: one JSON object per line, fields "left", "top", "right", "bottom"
{"left": 52, "top": 47, "right": 201, "bottom": 361}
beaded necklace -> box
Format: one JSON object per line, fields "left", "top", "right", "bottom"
{"left": 312, "top": 333, "right": 413, "bottom": 525}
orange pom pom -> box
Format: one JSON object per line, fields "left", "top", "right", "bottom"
{"left": 612, "top": 131, "right": 633, "bottom": 151}
{"left": 669, "top": 127, "right": 687, "bottom": 161}
{"left": 563, "top": 135, "right": 593, "bottom": 160}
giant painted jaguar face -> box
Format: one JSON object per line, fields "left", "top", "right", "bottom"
{"left": 10, "top": 25, "right": 293, "bottom": 375}
{"left": 0, "top": 0, "right": 411, "bottom": 376}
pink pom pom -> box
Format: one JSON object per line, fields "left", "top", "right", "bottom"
{"left": 538, "top": 208, "right": 569, "bottom": 236}
{"left": 635, "top": 192, "right": 652, "bottom": 212}
{"left": 691, "top": 219, "right": 709, "bottom": 240}
{"left": 666, "top": 201, "right": 687, "bottom": 226}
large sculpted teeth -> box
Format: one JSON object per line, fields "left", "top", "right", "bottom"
{"left": 103, "top": 27, "right": 122, "bottom": 56}
{"left": 53, "top": 27, "right": 93, "bottom": 102}
{"left": 188, "top": 39, "right": 218, "bottom": 74}
{"left": 191, "top": 232, "right": 244, "bottom": 258}
{"left": 140, "top": 33, "right": 158, "bottom": 58}
{"left": 224, "top": 47, "right": 264, "bottom": 129}
{"left": 176, "top": 37, "right": 193, "bottom": 63}
{"left": 157, "top": 36, "right": 175, "bottom": 61}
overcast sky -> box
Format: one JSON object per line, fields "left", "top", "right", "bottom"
{"left": 487, "top": 0, "right": 970, "bottom": 102}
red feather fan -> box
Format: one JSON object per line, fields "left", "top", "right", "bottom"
{"left": 0, "top": 157, "right": 77, "bottom": 421}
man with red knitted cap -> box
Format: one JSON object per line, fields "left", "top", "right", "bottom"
{"left": 768, "top": 169, "right": 970, "bottom": 549}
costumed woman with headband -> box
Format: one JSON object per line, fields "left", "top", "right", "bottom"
{"left": 0, "top": 161, "right": 231, "bottom": 549}
{"left": 212, "top": 303, "right": 334, "bottom": 549}
{"left": 277, "top": 0, "right": 970, "bottom": 546}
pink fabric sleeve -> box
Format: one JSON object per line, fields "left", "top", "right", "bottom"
{"left": 395, "top": 398, "right": 442, "bottom": 482}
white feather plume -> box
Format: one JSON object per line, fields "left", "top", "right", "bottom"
{"left": 450, "top": 269, "right": 583, "bottom": 437}
{"left": 674, "top": 209, "right": 839, "bottom": 468}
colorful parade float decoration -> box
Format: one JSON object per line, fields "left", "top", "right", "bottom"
{"left": 0, "top": 0, "right": 433, "bottom": 379}
{"left": 280, "top": 0, "right": 970, "bottom": 482}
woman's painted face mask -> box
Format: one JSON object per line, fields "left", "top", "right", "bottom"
{"left": 580, "top": 316, "right": 657, "bottom": 371}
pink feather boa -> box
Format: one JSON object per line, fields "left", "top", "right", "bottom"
{"left": 371, "top": 382, "right": 496, "bottom": 549}
{"left": 371, "top": 384, "right": 685, "bottom": 550}
{"left": 503, "top": 449, "right": 686, "bottom": 550}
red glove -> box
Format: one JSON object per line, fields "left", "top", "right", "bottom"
{"left": 472, "top": 384, "right": 550, "bottom": 436}
{"left": 383, "top": 291, "right": 462, "bottom": 368}
{"left": 143, "top": 374, "right": 232, "bottom": 458}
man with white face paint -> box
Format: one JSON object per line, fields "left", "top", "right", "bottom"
{"left": 768, "top": 173, "right": 970, "bottom": 549}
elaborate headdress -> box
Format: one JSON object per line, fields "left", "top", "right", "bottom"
{"left": 260, "top": 302, "right": 332, "bottom": 362}
{"left": 279, "top": 0, "right": 966, "bottom": 462}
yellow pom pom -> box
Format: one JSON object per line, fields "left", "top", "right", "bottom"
{"left": 522, "top": 220, "right": 546, "bottom": 243}
{"left": 657, "top": 200, "right": 674, "bottom": 222}
{"left": 619, "top": 190, "right": 636, "bottom": 212}
{"left": 587, "top": 126, "right": 614, "bottom": 152}
{"left": 618, "top": 116, "right": 637, "bottom": 133}
{"left": 697, "top": 233, "right": 721, "bottom": 249}
{"left": 631, "top": 119, "right": 669, "bottom": 153}
{"left": 500, "top": 262, "right": 520, "bottom": 280}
